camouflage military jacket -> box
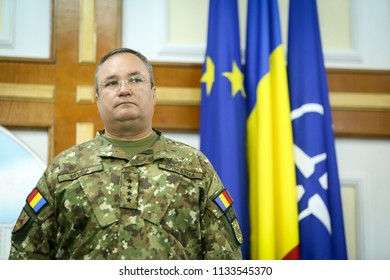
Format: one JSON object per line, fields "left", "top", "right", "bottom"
{"left": 9, "top": 130, "right": 243, "bottom": 260}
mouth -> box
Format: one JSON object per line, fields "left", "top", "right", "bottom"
{"left": 115, "top": 101, "right": 135, "bottom": 108}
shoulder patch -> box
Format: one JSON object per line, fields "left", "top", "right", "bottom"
{"left": 12, "top": 209, "right": 31, "bottom": 233}
{"left": 26, "top": 188, "right": 47, "bottom": 214}
{"left": 214, "top": 189, "right": 233, "bottom": 212}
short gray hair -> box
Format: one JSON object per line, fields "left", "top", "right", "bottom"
{"left": 95, "top": 48, "right": 154, "bottom": 96}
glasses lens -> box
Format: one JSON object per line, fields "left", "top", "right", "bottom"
{"left": 101, "top": 76, "right": 151, "bottom": 92}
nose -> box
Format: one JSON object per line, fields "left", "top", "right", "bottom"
{"left": 118, "top": 80, "right": 132, "bottom": 94}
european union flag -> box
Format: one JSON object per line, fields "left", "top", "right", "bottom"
{"left": 200, "top": 0, "right": 249, "bottom": 259}
{"left": 287, "top": 0, "right": 348, "bottom": 259}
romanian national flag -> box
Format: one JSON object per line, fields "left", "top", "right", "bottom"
{"left": 287, "top": 0, "right": 347, "bottom": 259}
{"left": 214, "top": 189, "right": 233, "bottom": 212}
{"left": 245, "top": 0, "right": 300, "bottom": 259}
{"left": 27, "top": 188, "right": 47, "bottom": 213}
{"left": 200, "top": 0, "right": 249, "bottom": 258}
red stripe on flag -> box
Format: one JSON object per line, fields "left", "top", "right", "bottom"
{"left": 222, "top": 190, "right": 233, "bottom": 205}
{"left": 282, "top": 245, "right": 300, "bottom": 260}
{"left": 27, "top": 188, "right": 39, "bottom": 203}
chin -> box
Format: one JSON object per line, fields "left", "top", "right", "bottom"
{"left": 115, "top": 107, "right": 138, "bottom": 118}
{"left": 115, "top": 113, "right": 139, "bottom": 122}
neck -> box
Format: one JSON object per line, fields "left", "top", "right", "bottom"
{"left": 104, "top": 127, "right": 153, "bottom": 141}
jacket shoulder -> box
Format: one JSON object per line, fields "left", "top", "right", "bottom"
{"left": 47, "top": 138, "right": 103, "bottom": 177}
{"left": 162, "top": 137, "right": 206, "bottom": 159}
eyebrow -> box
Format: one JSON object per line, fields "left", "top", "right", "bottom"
{"left": 102, "top": 71, "right": 143, "bottom": 81}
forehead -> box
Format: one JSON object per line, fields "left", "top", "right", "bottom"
{"left": 98, "top": 53, "right": 148, "bottom": 80}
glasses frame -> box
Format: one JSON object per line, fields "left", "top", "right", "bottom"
{"left": 99, "top": 75, "right": 154, "bottom": 92}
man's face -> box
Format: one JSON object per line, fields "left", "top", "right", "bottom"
{"left": 96, "top": 53, "right": 156, "bottom": 132}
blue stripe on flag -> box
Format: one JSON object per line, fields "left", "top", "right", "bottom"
{"left": 32, "top": 197, "right": 47, "bottom": 213}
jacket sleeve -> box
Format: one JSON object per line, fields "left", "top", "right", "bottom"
{"left": 201, "top": 171, "right": 243, "bottom": 260}
{"left": 8, "top": 173, "right": 56, "bottom": 260}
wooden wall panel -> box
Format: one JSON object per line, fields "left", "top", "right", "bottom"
{"left": 55, "top": 0, "right": 95, "bottom": 155}
{"left": 154, "top": 63, "right": 203, "bottom": 87}
{"left": 0, "top": 0, "right": 389, "bottom": 162}
{"left": 54, "top": 0, "right": 121, "bottom": 155}
{"left": 152, "top": 63, "right": 202, "bottom": 132}
{"left": 0, "top": 0, "right": 121, "bottom": 158}
{"left": 0, "top": 63, "right": 55, "bottom": 84}
{"left": 333, "top": 110, "right": 390, "bottom": 138}
{"left": 328, "top": 69, "right": 390, "bottom": 93}
{"left": 154, "top": 105, "right": 200, "bottom": 131}
{"left": 0, "top": 101, "right": 54, "bottom": 128}
{"left": 328, "top": 69, "right": 390, "bottom": 138}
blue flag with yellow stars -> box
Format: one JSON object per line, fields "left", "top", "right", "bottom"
{"left": 200, "top": 0, "right": 249, "bottom": 259}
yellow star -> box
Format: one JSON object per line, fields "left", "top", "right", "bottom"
{"left": 200, "top": 56, "right": 215, "bottom": 96}
{"left": 222, "top": 61, "right": 246, "bottom": 98}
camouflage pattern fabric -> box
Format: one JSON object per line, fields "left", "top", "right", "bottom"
{"left": 9, "top": 130, "right": 243, "bottom": 259}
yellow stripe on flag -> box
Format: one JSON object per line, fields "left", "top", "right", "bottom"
{"left": 220, "top": 194, "right": 230, "bottom": 208}
{"left": 248, "top": 45, "right": 299, "bottom": 260}
{"left": 29, "top": 193, "right": 43, "bottom": 208}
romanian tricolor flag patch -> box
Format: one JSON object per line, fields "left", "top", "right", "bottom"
{"left": 27, "top": 188, "right": 47, "bottom": 213}
{"left": 214, "top": 189, "right": 233, "bottom": 212}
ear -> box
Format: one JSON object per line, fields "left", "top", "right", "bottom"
{"left": 152, "top": 86, "right": 157, "bottom": 105}
{"left": 96, "top": 93, "right": 100, "bottom": 112}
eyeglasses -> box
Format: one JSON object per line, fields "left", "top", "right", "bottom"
{"left": 100, "top": 76, "right": 154, "bottom": 92}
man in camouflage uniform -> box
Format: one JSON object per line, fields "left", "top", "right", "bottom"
{"left": 9, "top": 48, "right": 243, "bottom": 260}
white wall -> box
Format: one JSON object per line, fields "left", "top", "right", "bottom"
{"left": 0, "top": 0, "right": 52, "bottom": 59}
{"left": 336, "top": 138, "right": 390, "bottom": 259}
{"left": 123, "top": 0, "right": 390, "bottom": 70}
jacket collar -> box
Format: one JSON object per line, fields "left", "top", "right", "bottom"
{"left": 95, "top": 129, "right": 171, "bottom": 166}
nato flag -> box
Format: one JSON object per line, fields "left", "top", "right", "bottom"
{"left": 287, "top": 0, "right": 348, "bottom": 259}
